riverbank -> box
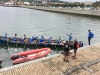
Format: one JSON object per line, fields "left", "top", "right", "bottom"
{"left": 2, "top": 5, "right": 100, "bottom": 17}
{"left": 0, "top": 43, "right": 100, "bottom": 75}
{"left": 21, "top": 6, "right": 100, "bottom": 17}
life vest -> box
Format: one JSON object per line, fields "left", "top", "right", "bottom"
{"left": 13, "top": 37, "right": 17, "bottom": 41}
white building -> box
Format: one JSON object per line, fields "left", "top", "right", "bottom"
{"left": 24, "top": 2, "right": 30, "bottom": 5}
{"left": 5, "top": 2, "right": 13, "bottom": 5}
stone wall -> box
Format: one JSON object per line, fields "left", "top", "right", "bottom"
{"left": 22, "top": 6, "right": 100, "bottom": 17}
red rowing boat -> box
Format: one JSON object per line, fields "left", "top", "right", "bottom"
{"left": 12, "top": 48, "right": 51, "bottom": 65}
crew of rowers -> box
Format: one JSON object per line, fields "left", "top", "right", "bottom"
{"left": 3, "top": 33, "right": 64, "bottom": 45}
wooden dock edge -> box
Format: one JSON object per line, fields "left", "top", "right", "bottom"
{"left": 0, "top": 53, "right": 61, "bottom": 72}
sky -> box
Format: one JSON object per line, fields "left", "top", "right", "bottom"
{"left": 62, "top": 0, "right": 99, "bottom": 2}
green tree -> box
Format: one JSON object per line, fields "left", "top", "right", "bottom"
{"left": 92, "top": 1, "right": 100, "bottom": 7}
{"left": 80, "top": 3, "right": 84, "bottom": 8}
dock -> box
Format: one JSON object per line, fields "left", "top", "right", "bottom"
{"left": 0, "top": 43, "right": 100, "bottom": 75}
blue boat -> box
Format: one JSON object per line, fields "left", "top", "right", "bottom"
{"left": 0, "top": 36, "right": 83, "bottom": 50}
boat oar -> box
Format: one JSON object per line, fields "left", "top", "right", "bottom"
{"left": 36, "top": 43, "right": 38, "bottom": 49}
{"left": 23, "top": 42, "right": 27, "bottom": 49}
{"left": 44, "top": 43, "right": 47, "bottom": 48}
{"left": 15, "top": 42, "right": 19, "bottom": 53}
{"left": 54, "top": 44, "right": 59, "bottom": 53}
{"left": 7, "top": 40, "right": 9, "bottom": 54}
{"left": 35, "top": 39, "right": 38, "bottom": 49}
{"left": 41, "top": 39, "right": 47, "bottom": 48}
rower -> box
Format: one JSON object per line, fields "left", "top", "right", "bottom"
{"left": 48, "top": 37, "right": 52, "bottom": 45}
{"left": 60, "top": 40, "right": 64, "bottom": 45}
{"left": 3, "top": 33, "right": 8, "bottom": 41}
{"left": 39, "top": 36, "right": 45, "bottom": 44}
{"left": 50, "top": 40, "right": 56, "bottom": 45}
{"left": 57, "top": 37, "right": 61, "bottom": 45}
{"left": 12, "top": 34, "right": 17, "bottom": 43}
{"left": 33, "top": 36, "right": 38, "bottom": 44}
{"left": 21, "top": 35, "right": 26, "bottom": 43}
{"left": 30, "top": 36, "right": 38, "bottom": 44}
{"left": 29, "top": 36, "right": 33, "bottom": 44}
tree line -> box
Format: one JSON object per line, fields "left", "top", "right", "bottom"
{"left": 92, "top": 1, "right": 100, "bottom": 7}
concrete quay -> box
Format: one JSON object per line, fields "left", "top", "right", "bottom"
{"left": 22, "top": 6, "right": 100, "bottom": 17}
{"left": 0, "top": 43, "right": 100, "bottom": 75}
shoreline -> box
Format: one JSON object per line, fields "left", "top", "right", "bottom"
{"left": 2, "top": 5, "right": 100, "bottom": 17}
{"left": 21, "top": 6, "right": 100, "bottom": 17}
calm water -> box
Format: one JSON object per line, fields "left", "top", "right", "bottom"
{"left": 0, "top": 6, "right": 100, "bottom": 68}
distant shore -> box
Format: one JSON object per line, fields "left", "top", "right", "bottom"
{"left": 2, "top": 5, "right": 100, "bottom": 17}
{"left": 21, "top": 6, "right": 100, "bottom": 17}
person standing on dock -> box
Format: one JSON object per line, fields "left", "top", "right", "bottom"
{"left": 88, "top": 30, "right": 94, "bottom": 46}
{"left": 63, "top": 41, "right": 70, "bottom": 62}
{"left": 72, "top": 39, "right": 78, "bottom": 59}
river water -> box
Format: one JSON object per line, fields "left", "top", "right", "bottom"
{"left": 0, "top": 6, "right": 100, "bottom": 68}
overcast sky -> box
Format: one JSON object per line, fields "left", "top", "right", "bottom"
{"left": 62, "top": 0, "right": 99, "bottom": 2}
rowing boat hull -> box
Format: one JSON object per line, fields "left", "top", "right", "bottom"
{"left": 0, "top": 39, "right": 67, "bottom": 50}
{"left": 10, "top": 48, "right": 51, "bottom": 60}
{"left": 13, "top": 48, "right": 51, "bottom": 64}
{"left": 0, "top": 35, "right": 74, "bottom": 50}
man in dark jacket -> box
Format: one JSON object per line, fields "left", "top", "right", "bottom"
{"left": 63, "top": 41, "right": 70, "bottom": 62}
{"left": 72, "top": 39, "right": 78, "bottom": 59}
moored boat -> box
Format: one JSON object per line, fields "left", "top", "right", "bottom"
{"left": 11, "top": 48, "right": 51, "bottom": 60}
{"left": 0, "top": 36, "right": 79, "bottom": 50}
{"left": 0, "top": 35, "right": 84, "bottom": 51}
{"left": 12, "top": 48, "right": 51, "bottom": 65}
